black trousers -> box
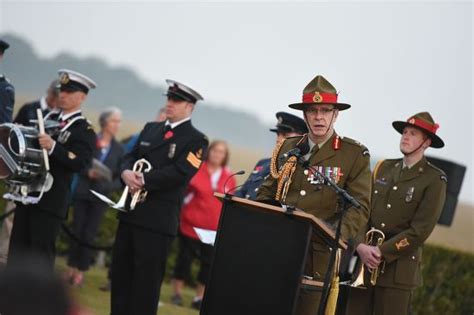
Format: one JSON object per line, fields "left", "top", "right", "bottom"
{"left": 111, "top": 221, "right": 173, "bottom": 315}
{"left": 173, "top": 233, "right": 214, "bottom": 285}
{"left": 67, "top": 199, "right": 107, "bottom": 271}
{"left": 7, "top": 204, "right": 62, "bottom": 270}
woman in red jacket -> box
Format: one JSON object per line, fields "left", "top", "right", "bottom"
{"left": 171, "top": 140, "right": 236, "bottom": 310}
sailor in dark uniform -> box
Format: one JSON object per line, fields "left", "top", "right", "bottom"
{"left": 234, "top": 111, "right": 307, "bottom": 200}
{"left": 8, "top": 69, "right": 97, "bottom": 269}
{"left": 110, "top": 79, "right": 209, "bottom": 315}
{"left": 0, "top": 39, "right": 15, "bottom": 123}
{"left": 14, "top": 79, "right": 60, "bottom": 126}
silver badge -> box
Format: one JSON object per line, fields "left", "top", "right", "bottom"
{"left": 57, "top": 130, "right": 71, "bottom": 144}
{"left": 405, "top": 187, "right": 415, "bottom": 203}
{"left": 168, "top": 143, "right": 176, "bottom": 158}
{"left": 140, "top": 141, "right": 151, "bottom": 146}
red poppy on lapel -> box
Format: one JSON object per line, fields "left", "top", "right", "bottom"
{"left": 164, "top": 130, "right": 174, "bottom": 140}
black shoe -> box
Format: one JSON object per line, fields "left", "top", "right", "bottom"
{"left": 191, "top": 298, "right": 202, "bottom": 310}
{"left": 171, "top": 294, "right": 183, "bottom": 306}
{"left": 99, "top": 281, "right": 111, "bottom": 292}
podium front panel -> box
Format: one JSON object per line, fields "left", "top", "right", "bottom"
{"left": 201, "top": 199, "right": 312, "bottom": 315}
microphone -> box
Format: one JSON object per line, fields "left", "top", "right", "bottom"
{"left": 224, "top": 170, "right": 246, "bottom": 194}
{"left": 283, "top": 147, "right": 302, "bottom": 159}
{"left": 282, "top": 140, "right": 310, "bottom": 160}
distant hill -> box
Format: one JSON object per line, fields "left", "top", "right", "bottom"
{"left": 0, "top": 33, "right": 274, "bottom": 152}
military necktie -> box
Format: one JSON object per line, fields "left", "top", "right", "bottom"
{"left": 304, "top": 143, "right": 319, "bottom": 161}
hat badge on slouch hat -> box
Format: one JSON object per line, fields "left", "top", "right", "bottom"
{"left": 288, "top": 75, "right": 351, "bottom": 111}
{"left": 392, "top": 112, "right": 444, "bottom": 148}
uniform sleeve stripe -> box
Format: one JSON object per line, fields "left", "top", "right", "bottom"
{"left": 187, "top": 152, "right": 202, "bottom": 168}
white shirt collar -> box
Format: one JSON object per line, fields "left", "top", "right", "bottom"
{"left": 40, "top": 96, "right": 48, "bottom": 111}
{"left": 59, "top": 109, "right": 82, "bottom": 121}
{"left": 165, "top": 116, "right": 191, "bottom": 129}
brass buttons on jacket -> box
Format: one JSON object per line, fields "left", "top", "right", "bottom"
{"left": 387, "top": 204, "right": 392, "bottom": 209}
{"left": 393, "top": 186, "right": 398, "bottom": 191}
{"left": 381, "top": 223, "right": 386, "bottom": 228}
{"left": 300, "top": 190, "right": 306, "bottom": 196}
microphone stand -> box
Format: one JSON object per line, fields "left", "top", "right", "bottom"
{"left": 304, "top": 164, "right": 360, "bottom": 315}
{"left": 223, "top": 170, "right": 246, "bottom": 200}
{"left": 287, "top": 152, "right": 360, "bottom": 315}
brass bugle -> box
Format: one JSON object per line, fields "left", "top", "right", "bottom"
{"left": 351, "top": 227, "right": 385, "bottom": 287}
{"left": 114, "top": 158, "right": 152, "bottom": 211}
{"left": 129, "top": 158, "right": 152, "bottom": 210}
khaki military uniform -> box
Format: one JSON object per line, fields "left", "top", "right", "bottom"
{"left": 257, "top": 131, "right": 371, "bottom": 315}
{"left": 354, "top": 157, "right": 447, "bottom": 315}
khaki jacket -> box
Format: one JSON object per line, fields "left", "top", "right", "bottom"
{"left": 363, "top": 157, "right": 447, "bottom": 289}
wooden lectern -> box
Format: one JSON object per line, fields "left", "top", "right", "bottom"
{"left": 200, "top": 194, "right": 346, "bottom": 315}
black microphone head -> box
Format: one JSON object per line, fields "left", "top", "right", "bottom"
{"left": 297, "top": 140, "right": 310, "bottom": 156}
{"left": 235, "top": 170, "right": 246, "bottom": 175}
{"left": 283, "top": 147, "right": 301, "bottom": 159}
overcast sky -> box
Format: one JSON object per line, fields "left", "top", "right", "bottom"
{"left": 0, "top": 1, "right": 472, "bottom": 202}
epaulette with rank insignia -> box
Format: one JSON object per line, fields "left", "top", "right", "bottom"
{"left": 426, "top": 161, "right": 447, "bottom": 182}
{"left": 286, "top": 134, "right": 306, "bottom": 140}
{"left": 340, "top": 136, "right": 370, "bottom": 157}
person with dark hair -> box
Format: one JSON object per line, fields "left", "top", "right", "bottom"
{"left": 7, "top": 69, "right": 97, "bottom": 270}
{"left": 0, "top": 38, "right": 15, "bottom": 123}
{"left": 0, "top": 254, "right": 71, "bottom": 315}
{"left": 111, "top": 79, "right": 208, "bottom": 315}
{"left": 171, "top": 140, "right": 236, "bottom": 309}
{"left": 353, "top": 112, "right": 447, "bottom": 315}
{"left": 14, "top": 79, "right": 60, "bottom": 126}
{"left": 66, "top": 107, "right": 124, "bottom": 286}
{"left": 235, "top": 111, "right": 308, "bottom": 200}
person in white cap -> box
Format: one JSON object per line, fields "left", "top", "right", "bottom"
{"left": 7, "top": 69, "right": 97, "bottom": 270}
{"left": 111, "top": 79, "right": 208, "bottom": 315}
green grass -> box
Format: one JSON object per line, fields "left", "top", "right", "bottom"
{"left": 55, "top": 258, "right": 199, "bottom": 315}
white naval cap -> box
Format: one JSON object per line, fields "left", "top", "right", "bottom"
{"left": 57, "top": 69, "right": 97, "bottom": 94}
{"left": 165, "top": 79, "right": 204, "bottom": 103}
